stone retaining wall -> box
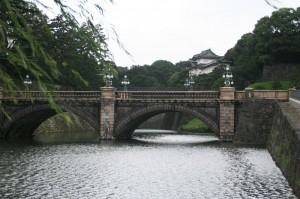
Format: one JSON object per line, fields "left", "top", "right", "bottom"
{"left": 262, "top": 64, "right": 300, "bottom": 81}
{"left": 267, "top": 102, "right": 300, "bottom": 197}
{"left": 234, "top": 99, "right": 300, "bottom": 197}
{"left": 233, "top": 99, "right": 276, "bottom": 145}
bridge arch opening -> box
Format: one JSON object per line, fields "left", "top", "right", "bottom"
{"left": 34, "top": 112, "right": 95, "bottom": 136}
{"left": 1, "top": 104, "right": 99, "bottom": 137}
{"left": 114, "top": 104, "right": 218, "bottom": 139}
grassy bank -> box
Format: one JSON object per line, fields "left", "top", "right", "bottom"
{"left": 250, "top": 81, "right": 291, "bottom": 90}
{"left": 180, "top": 118, "right": 213, "bottom": 133}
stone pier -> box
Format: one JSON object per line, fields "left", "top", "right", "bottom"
{"left": 99, "top": 87, "right": 116, "bottom": 139}
{"left": 219, "top": 87, "right": 235, "bottom": 141}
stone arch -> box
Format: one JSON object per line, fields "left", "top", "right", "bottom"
{"left": 114, "top": 104, "right": 218, "bottom": 139}
{"left": 0, "top": 104, "right": 99, "bottom": 137}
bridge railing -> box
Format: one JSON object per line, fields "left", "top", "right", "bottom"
{"left": 1, "top": 89, "right": 293, "bottom": 102}
{"left": 253, "top": 90, "right": 289, "bottom": 99}
{"left": 235, "top": 91, "right": 246, "bottom": 100}
{"left": 116, "top": 91, "right": 220, "bottom": 100}
{"left": 234, "top": 89, "right": 291, "bottom": 101}
{"left": 1, "top": 91, "right": 101, "bottom": 101}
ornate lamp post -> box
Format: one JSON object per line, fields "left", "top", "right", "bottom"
{"left": 222, "top": 65, "right": 233, "bottom": 87}
{"left": 184, "top": 78, "right": 190, "bottom": 88}
{"left": 23, "top": 75, "right": 32, "bottom": 97}
{"left": 105, "top": 74, "right": 113, "bottom": 87}
{"left": 184, "top": 76, "right": 195, "bottom": 90}
{"left": 23, "top": 75, "right": 32, "bottom": 89}
{"left": 121, "top": 75, "right": 130, "bottom": 91}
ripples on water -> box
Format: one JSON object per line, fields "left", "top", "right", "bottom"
{"left": 0, "top": 132, "right": 296, "bottom": 199}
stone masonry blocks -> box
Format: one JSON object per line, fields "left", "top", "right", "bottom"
{"left": 99, "top": 87, "right": 116, "bottom": 139}
{"left": 219, "top": 87, "right": 236, "bottom": 141}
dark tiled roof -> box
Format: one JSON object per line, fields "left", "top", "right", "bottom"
{"left": 191, "top": 49, "right": 222, "bottom": 60}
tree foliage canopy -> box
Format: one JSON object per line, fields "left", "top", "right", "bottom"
{"left": 114, "top": 60, "right": 187, "bottom": 89}
{"left": 47, "top": 16, "right": 111, "bottom": 89}
{"left": 0, "top": 0, "right": 114, "bottom": 115}
{"left": 226, "top": 7, "right": 300, "bottom": 89}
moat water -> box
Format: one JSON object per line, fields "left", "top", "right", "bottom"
{"left": 0, "top": 131, "right": 296, "bottom": 198}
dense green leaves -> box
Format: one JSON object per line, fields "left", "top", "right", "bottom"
{"left": 227, "top": 8, "right": 300, "bottom": 89}
{"left": 191, "top": 65, "right": 227, "bottom": 91}
{"left": 0, "top": 0, "right": 113, "bottom": 91}
{"left": 116, "top": 60, "right": 182, "bottom": 88}
{"left": 47, "top": 16, "right": 111, "bottom": 89}
{"left": 0, "top": 0, "right": 114, "bottom": 116}
{"left": 254, "top": 8, "right": 300, "bottom": 64}
{"left": 150, "top": 60, "right": 177, "bottom": 86}
{"left": 167, "top": 69, "right": 189, "bottom": 88}
{"left": 0, "top": 0, "right": 57, "bottom": 91}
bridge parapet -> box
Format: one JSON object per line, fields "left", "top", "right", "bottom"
{"left": 0, "top": 89, "right": 294, "bottom": 102}
{"left": 235, "top": 88, "right": 291, "bottom": 101}
{"left": 253, "top": 90, "right": 290, "bottom": 100}
{"left": 116, "top": 91, "right": 219, "bottom": 101}
{"left": 235, "top": 91, "right": 246, "bottom": 100}
{"left": 1, "top": 91, "right": 101, "bottom": 101}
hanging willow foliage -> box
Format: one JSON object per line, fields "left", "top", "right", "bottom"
{"left": 0, "top": 0, "right": 114, "bottom": 118}
{"left": 264, "top": 0, "right": 279, "bottom": 9}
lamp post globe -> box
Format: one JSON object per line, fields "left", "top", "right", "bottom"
{"left": 106, "top": 74, "right": 113, "bottom": 87}
{"left": 184, "top": 76, "right": 195, "bottom": 90}
{"left": 222, "top": 65, "right": 233, "bottom": 87}
{"left": 189, "top": 76, "right": 195, "bottom": 90}
{"left": 184, "top": 78, "right": 190, "bottom": 88}
{"left": 24, "top": 75, "right": 32, "bottom": 86}
{"left": 23, "top": 75, "right": 32, "bottom": 97}
{"left": 121, "top": 75, "right": 130, "bottom": 91}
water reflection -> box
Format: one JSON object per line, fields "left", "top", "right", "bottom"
{"left": 33, "top": 130, "right": 99, "bottom": 144}
{"left": 133, "top": 134, "right": 218, "bottom": 144}
{"left": 0, "top": 132, "right": 296, "bottom": 198}
{"left": 133, "top": 129, "right": 219, "bottom": 145}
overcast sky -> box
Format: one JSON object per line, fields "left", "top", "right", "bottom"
{"left": 40, "top": 0, "right": 300, "bottom": 67}
{"left": 99, "top": 0, "right": 300, "bottom": 67}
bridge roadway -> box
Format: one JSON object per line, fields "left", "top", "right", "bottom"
{"left": 0, "top": 87, "right": 293, "bottom": 140}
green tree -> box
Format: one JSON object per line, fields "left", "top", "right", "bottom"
{"left": 0, "top": 0, "right": 57, "bottom": 91}
{"left": 124, "top": 61, "right": 180, "bottom": 89}
{"left": 167, "top": 69, "right": 189, "bottom": 88}
{"left": 150, "top": 60, "right": 178, "bottom": 87}
{"left": 47, "top": 16, "right": 110, "bottom": 90}
{"left": 0, "top": 0, "right": 113, "bottom": 115}
{"left": 193, "top": 65, "right": 226, "bottom": 90}
{"left": 126, "top": 65, "right": 160, "bottom": 88}
{"left": 227, "top": 8, "right": 300, "bottom": 89}
{"left": 175, "top": 61, "right": 191, "bottom": 69}
{"left": 254, "top": 8, "right": 300, "bottom": 64}
{"left": 228, "top": 33, "right": 262, "bottom": 89}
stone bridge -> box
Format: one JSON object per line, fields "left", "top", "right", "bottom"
{"left": 0, "top": 87, "right": 293, "bottom": 141}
